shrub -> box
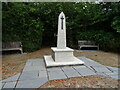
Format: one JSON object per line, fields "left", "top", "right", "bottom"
{"left": 2, "top": 3, "right": 44, "bottom": 52}
{"left": 77, "top": 30, "right": 120, "bottom": 53}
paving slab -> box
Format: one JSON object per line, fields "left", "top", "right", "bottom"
{"left": 109, "top": 75, "right": 119, "bottom": 79}
{"left": 106, "top": 66, "right": 119, "bottom": 73}
{"left": 31, "top": 59, "right": 45, "bottom": 66}
{"left": 106, "top": 66, "right": 118, "bottom": 70}
{"left": 76, "top": 58, "right": 92, "bottom": 66}
{"left": 39, "top": 70, "right": 48, "bottom": 78}
{"left": 106, "top": 73, "right": 119, "bottom": 79}
{"left": 105, "top": 72, "right": 119, "bottom": 75}
{"left": 114, "top": 70, "right": 119, "bottom": 73}
{"left": 2, "top": 73, "right": 20, "bottom": 83}
{"left": 23, "top": 66, "right": 46, "bottom": 72}
{"left": 16, "top": 77, "right": 48, "bottom": 88}
{"left": 1, "top": 82, "right": 5, "bottom": 89}
{"left": 78, "top": 57, "right": 103, "bottom": 67}
{"left": 78, "top": 57, "right": 97, "bottom": 63}
{"left": 84, "top": 65, "right": 95, "bottom": 71}
{"left": 3, "top": 81, "right": 16, "bottom": 88}
{"left": 25, "top": 59, "right": 45, "bottom": 67}
{"left": 47, "top": 67, "right": 62, "bottom": 72}
{"left": 47, "top": 67, "right": 67, "bottom": 80}
{"left": 27, "top": 59, "right": 42, "bottom": 62}
{"left": 61, "top": 66, "right": 81, "bottom": 78}
{"left": 87, "top": 62, "right": 103, "bottom": 67}
{"left": 19, "top": 70, "right": 39, "bottom": 81}
{"left": 25, "top": 61, "right": 32, "bottom": 66}
{"left": 91, "top": 66, "right": 112, "bottom": 73}
{"left": 73, "top": 66, "right": 96, "bottom": 76}
{"left": 0, "top": 81, "right": 1, "bottom": 89}
{"left": 96, "top": 72, "right": 109, "bottom": 77}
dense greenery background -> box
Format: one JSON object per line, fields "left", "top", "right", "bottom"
{"left": 2, "top": 2, "right": 120, "bottom": 53}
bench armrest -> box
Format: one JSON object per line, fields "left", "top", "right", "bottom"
{"left": 20, "top": 44, "right": 23, "bottom": 47}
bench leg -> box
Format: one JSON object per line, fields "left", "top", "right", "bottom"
{"left": 20, "top": 49, "right": 23, "bottom": 54}
{"left": 79, "top": 46, "right": 82, "bottom": 50}
{"left": 78, "top": 46, "right": 80, "bottom": 50}
{"left": 98, "top": 46, "right": 99, "bottom": 50}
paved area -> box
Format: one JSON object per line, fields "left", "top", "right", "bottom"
{"left": 1, "top": 56, "right": 119, "bottom": 89}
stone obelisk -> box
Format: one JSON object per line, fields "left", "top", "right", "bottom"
{"left": 57, "top": 12, "right": 66, "bottom": 49}
{"left": 44, "top": 12, "right": 84, "bottom": 67}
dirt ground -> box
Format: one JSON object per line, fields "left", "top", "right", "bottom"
{"left": 2, "top": 47, "right": 119, "bottom": 81}
{"left": 74, "top": 51, "right": 119, "bottom": 67}
{"left": 39, "top": 76, "right": 119, "bottom": 88}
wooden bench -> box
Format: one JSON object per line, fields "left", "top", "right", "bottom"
{"left": 78, "top": 40, "right": 99, "bottom": 50}
{"left": 2, "top": 42, "right": 23, "bottom": 54}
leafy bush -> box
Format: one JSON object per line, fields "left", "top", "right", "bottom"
{"left": 2, "top": 2, "right": 120, "bottom": 53}
{"left": 77, "top": 30, "right": 120, "bottom": 52}
{"left": 111, "top": 16, "right": 120, "bottom": 33}
{"left": 2, "top": 3, "right": 44, "bottom": 52}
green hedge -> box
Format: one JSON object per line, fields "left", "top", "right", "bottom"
{"left": 2, "top": 3, "right": 44, "bottom": 52}
{"left": 2, "top": 2, "right": 120, "bottom": 53}
{"left": 77, "top": 30, "right": 120, "bottom": 52}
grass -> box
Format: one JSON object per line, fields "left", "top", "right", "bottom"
{"left": 2, "top": 47, "right": 119, "bottom": 80}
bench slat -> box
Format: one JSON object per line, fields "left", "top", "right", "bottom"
{"left": 2, "top": 48, "right": 22, "bottom": 51}
{"left": 78, "top": 40, "right": 99, "bottom": 50}
{"left": 79, "top": 45, "right": 98, "bottom": 47}
{"left": 2, "top": 42, "right": 22, "bottom": 49}
{"left": 2, "top": 42, "right": 23, "bottom": 54}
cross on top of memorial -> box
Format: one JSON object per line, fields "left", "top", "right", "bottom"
{"left": 61, "top": 16, "right": 64, "bottom": 30}
{"left": 57, "top": 12, "right": 66, "bottom": 49}
{"left": 58, "top": 12, "right": 66, "bottom": 31}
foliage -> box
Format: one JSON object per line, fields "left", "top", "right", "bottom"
{"left": 77, "top": 30, "right": 120, "bottom": 52}
{"left": 107, "top": 3, "right": 120, "bottom": 33}
{"left": 111, "top": 16, "right": 120, "bottom": 33}
{"left": 77, "top": 30, "right": 112, "bottom": 44}
{"left": 2, "top": 2, "right": 120, "bottom": 53}
{"left": 2, "top": 3, "right": 44, "bottom": 51}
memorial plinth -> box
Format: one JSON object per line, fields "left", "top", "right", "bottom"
{"left": 44, "top": 12, "right": 84, "bottom": 67}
